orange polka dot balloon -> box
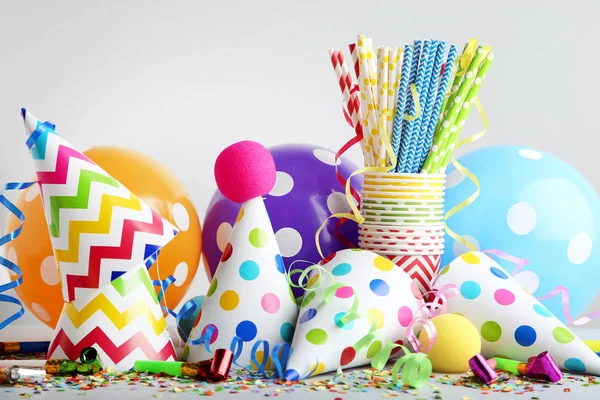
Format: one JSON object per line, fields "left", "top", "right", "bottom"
{"left": 4, "top": 146, "right": 203, "bottom": 328}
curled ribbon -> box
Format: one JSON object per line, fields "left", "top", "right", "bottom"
{"left": 371, "top": 340, "right": 432, "bottom": 389}
{"left": 443, "top": 97, "right": 488, "bottom": 252}
{"left": 0, "top": 181, "right": 36, "bottom": 330}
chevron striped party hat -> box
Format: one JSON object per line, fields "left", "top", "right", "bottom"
{"left": 21, "top": 109, "right": 179, "bottom": 303}
{"left": 184, "top": 141, "right": 298, "bottom": 371}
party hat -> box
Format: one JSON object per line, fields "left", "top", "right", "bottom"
{"left": 434, "top": 251, "right": 600, "bottom": 375}
{"left": 184, "top": 141, "right": 298, "bottom": 371}
{"left": 21, "top": 109, "right": 178, "bottom": 302}
{"left": 21, "top": 109, "right": 178, "bottom": 370}
{"left": 285, "top": 249, "right": 422, "bottom": 380}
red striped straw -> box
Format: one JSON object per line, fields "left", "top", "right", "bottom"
{"left": 349, "top": 43, "right": 360, "bottom": 80}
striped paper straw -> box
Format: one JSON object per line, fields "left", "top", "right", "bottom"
{"left": 412, "top": 40, "right": 446, "bottom": 172}
{"left": 436, "top": 52, "right": 495, "bottom": 171}
{"left": 349, "top": 42, "right": 360, "bottom": 80}
{"left": 387, "top": 48, "right": 400, "bottom": 143}
{"left": 390, "top": 44, "right": 412, "bottom": 171}
{"left": 422, "top": 46, "right": 489, "bottom": 173}
{"left": 398, "top": 40, "right": 432, "bottom": 173}
{"left": 396, "top": 39, "right": 422, "bottom": 172}
{"left": 418, "top": 44, "right": 458, "bottom": 172}
{"left": 406, "top": 39, "right": 440, "bottom": 173}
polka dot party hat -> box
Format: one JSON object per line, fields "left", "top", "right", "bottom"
{"left": 284, "top": 249, "right": 421, "bottom": 380}
{"left": 184, "top": 141, "right": 298, "bottom": 371}
{"left": 434, "top": 251, "right": 600, "bottom": 375}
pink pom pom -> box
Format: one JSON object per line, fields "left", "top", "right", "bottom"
{"left": 214, "top": 141, "right": 276, "bottom": 203}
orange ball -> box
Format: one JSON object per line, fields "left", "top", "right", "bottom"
{"left": 4, "top": 146, "right": 203, "bottom": 328}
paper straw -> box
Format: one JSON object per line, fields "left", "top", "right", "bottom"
{"left": 410, "top": 40, "right": 445, "bottom": 173}
{"left": 390, "top": 44, "right": 413, "bottom": 171}
{"left": 396, "top": 39, "right": 422, "bottom": 172}
{"left": 387, "top": 47, "right": 400, "bottom": 143}
{"left": 418, "top": 44, "right": 457, "bottom": 172}
{"left": 366, "top": 37, "right": 379, "bottom": 110}
{"left": 438, "top": 42, "right": 471, "bottom": 127}
{"left": 436, "top": 52, "right": 494, "bottom": 171}
{"left": 422, "top": 46, "right": 489, "bottom": 173}
{"left": 349, "top": 42, "right": 360, "bottom": 80}
{"left": 405, "top": 39, "right": 440, "bottom": 173}
{"left": 378, "top": 46, "right": 390, "bottom": 163}
{"left": 328, "top": 49, "right": 366, "bottom": 159}
{"left": 398, "top": 40, "right": 432, "bottom": 173}
{"left": 358, "top": 45, "right": 379, "bottom": 166}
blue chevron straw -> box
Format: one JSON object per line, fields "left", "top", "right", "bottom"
{"left": 390, "top": 44, "right": 413, "bottom": 171}
{"left": 406, "top": 40, "right": 440, "bottom": 173}
{"left": 398, "top": 40, "right": 433, "bottom": 173}
{"left": 417, "top": 44, "right": 458, "bottom": 172}
{"left": 396, "top": 39, "right": 423, "bottom": 172}
{"left": 411, "top": 40, "right": 446, "bottom": 173}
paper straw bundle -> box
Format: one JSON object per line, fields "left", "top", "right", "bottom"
{"left": 329, "top": 36, "right": 494, "bottom": 174}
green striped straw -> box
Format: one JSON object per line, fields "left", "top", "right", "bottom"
{"left": 435, "top": 52, "right": 495, "bottom": 172}
{"left": 421, "top": 46, "right": 489, "bottom": 173}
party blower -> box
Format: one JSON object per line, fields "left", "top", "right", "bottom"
{"left": 184, "top": 141, "right": 298, "bottom": 374}
{"left": 20, "top": 110, "right": 179, "bottom": 371}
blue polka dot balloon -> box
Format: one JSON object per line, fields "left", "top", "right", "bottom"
{"left": 443, "top": 145, "right": 600, "bottom": 322}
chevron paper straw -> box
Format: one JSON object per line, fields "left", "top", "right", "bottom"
{"left": 398, "top": 40, "right": 432, "bottom": 173}
{"left": 421, "top": 47, "right": 488, "bottom": 173}
{"left": 390, "top": 44, "right": 413, "bottom": 171}
{"left": 418, "top": 44, "right": 457, "bottom": 172}
{"left": 436, "top": 52, "right": 495, "bottom": 171}
{"left": 396, "top": 39, "right": 422, "bottom": 172}
{"left": 411, "top": 40, "right": 446, "bottom": 173}
{"left": 405, "top": 40, "right": 440, "bottom": 173}
{"left": 21, "top": 110, "right": 179, "bottom": 303}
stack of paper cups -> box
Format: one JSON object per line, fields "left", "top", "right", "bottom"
{"left": 359, "top": 172, "right": 446, "bottom": 295}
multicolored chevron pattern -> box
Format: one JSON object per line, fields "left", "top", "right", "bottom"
{"left": 47, "top": 263, "right": 176, "bottom": 371}
{"left": 22, "top": 110, "right": 178, "bottom": 302}
{"left": 386, "top": 254, "right": 440, "bottom": 295}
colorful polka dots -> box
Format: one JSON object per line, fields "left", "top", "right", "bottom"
{"left": 236, "top": 320, "right": 258, "bottom": 342}
{"left": 514, "top": 325, "right": 537, "bottom": 347}
{"left": 284, "top": 369, "right": 300, "bottom": 381}
{"left": 250, "top": 351, "right": 272, "bottom": 370}
{"left": 367, "top": 340, "right": 382, "bottom": 358}
{"left": 310, "top": 362, "right": 325, "bottom": 376}
{"left": 494, "top": 288, "right": 515, "bottom": 306}
{"left": 369, "top": 279, "right": 390, "bottom": 296}
{"left": 207, "top": 278, "right": 218, "bottom": 297}
{"left": 552, "top": 327, "right": 574, "bottom": 344}
{"left": 373, "top": 256, "right": 394, "bottom": 271}
{"left": 334, "top": 312, "right": 354, "bottom": 330}
{"left": 221, "top": 243, "right": 233, "bottom": 262}
{"left": 275, "top": 254, "right": 285, "bottom": 274}
{"left": 235, "top": 206, "right": 244, "bottom": 223}
{"left": 335, "top": 286, "right": 354, "bottom": 299}
{"left": 201, "top": 324, "right": 219, "bottom": 344}
{"left": 440, "top": 265, "right": 450, "bottom": 275}
{"left": 368, "top": 308, "right": 385, "bottom": 329}
{"left": 533, "top": 303, "right": 552, "bottom": 317}
{"left": 397, "top": 306, "right": 413, "bottom": 327}
{"left": 220, "top": 290, "right": 239, "bottom": 311}
{"left": 564, "top": 358, "right": 586, "bottom": 373}
{"left": 239, "top": 260, "right": 260, "bottom": 281}
{"left": 340, "top": 347, "right": 356, "bottom": 366}
{"left": 332, "top": 263, "right": 352, "bottom": 276}
{"left": 299, "top": 308, "right": 317, "bottom": 324}
{"left": 306, "top": 328, "right": 328, "bottom": 345}
{"left": 490, "top": 266, "right": 508, "bottom": 279}
{"left": 460, "top": 281, "right": 481, "bottom": 300}
{"left": 302, "top": 292, "right": 316, "bottom": 308}
{"left": 280, "top": 322, "right": 294, "bottom": 343}
{"left": 461, "top": 252, "right": 480, "bottom": 264}
{"left": 481, "top": 321, "right": 502, "bottom": 342}
{"left": 248, "top": 228, "right": 268, "bottom": 248}
{"left": 260, "top": 293, "right": 280, "bottom": 313}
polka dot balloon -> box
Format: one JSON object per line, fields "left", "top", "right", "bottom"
{"left": 202, "top": 144, "right": 362, "bottom": 300}
{"left": 443, "top": 145, "right": 600, "bottom": 322}
{"left": 3, "top": 147, "right": 202, "bottom": 328}
{"left": 284, "top": 249, "right": 421, "bottom": 380}
{"left": 434, "top": 251, "right": 600, "bottom": 375}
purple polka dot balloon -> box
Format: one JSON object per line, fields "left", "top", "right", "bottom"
{"left": 203, "top": 144, "right": 362, "bottom": 299}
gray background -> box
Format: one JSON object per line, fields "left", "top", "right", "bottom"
{"left": 0, "top": 0, "right": 599, "bottom": 337}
